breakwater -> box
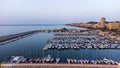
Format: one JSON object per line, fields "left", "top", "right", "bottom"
{"left": 0, "top": 30, "right": 39, "bottom": 45}
{"left": 0, "top": 28, "right": 86, "bottom": 45}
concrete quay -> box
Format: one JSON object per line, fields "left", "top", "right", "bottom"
{"left": 1, "top": 63, "right": 120, "bottom": 68}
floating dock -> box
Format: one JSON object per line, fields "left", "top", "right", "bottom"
{"left": 44, "top": 32, "right": 120, "bottom": 50}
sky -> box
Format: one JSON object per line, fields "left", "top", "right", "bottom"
{"left": 0, "top": 0, "right": 120, "bottom": 24}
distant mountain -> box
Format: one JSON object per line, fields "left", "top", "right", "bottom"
{"left": 87, "top": 22, "right": 98, "bottom": 24}
{"left": 105, "top": 21, "right": 109, "bottom": 23}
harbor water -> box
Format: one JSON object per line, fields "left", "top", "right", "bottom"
{"left": 0, "top": 24, "right": 119, "bottom": 63}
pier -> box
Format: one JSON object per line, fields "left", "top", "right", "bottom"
{"left": 0, "top": 28, "right": 79, "bottom": 45}
{"left": 0, "top": 30, "right": 39, "bottom": 45}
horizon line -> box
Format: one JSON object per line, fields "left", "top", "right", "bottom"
{"left": 0, "top": 24, "right": 66, "bottom": 26}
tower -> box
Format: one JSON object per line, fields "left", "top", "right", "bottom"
{"left": 100, "top": 17, "right": 105, "bottom": 29}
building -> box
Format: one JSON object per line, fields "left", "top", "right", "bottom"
{"left": 93, "top": 24, "right": 98, "bottom": 28}
{"left": 100, "top": 17, "right": 106, "bottom": 29}
{"left": 97, "top": 22, "right": 101, "bottom": 28}
{"left": 108, "top": 22, "right": 120, "bottom": 31}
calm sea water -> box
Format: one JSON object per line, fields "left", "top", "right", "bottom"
{"left": 0, "top": 24, "right": 119, "bottom": 63}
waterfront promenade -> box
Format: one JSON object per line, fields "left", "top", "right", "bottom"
{"left": 1, "top": 63, "right": 120, "bottom": 68}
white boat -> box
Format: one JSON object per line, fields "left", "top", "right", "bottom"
{"left": 67, "top": 59, "right": 70, "bottom": 64}
{"left": 50, "top": 58, "right": 54, "bottom": 62}
{"left": 45, "top": 55, "right": 52, "bottom": 62}
{"left": 56, "top": 58, "right": 60, "bottom": 63}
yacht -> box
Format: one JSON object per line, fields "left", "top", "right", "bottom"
{"left": 45, "top": 55, "right": 52, "bottom": 62}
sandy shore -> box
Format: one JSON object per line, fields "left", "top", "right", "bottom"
{"left": 1, "top": 63, "right": 120, "bottom": 68}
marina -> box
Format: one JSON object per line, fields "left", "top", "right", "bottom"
{"left": 0, "top": 25, "right": 120, "bottom": 67}
{"left": 2, "top": 56, "right": 119, "bottom": 65}
{"left": 1, "top": 0, "right": 120, "bottom": 67}
{"left": 2, "top": 29, "right": 120, "bottom": 65}
{"left": 43, "top": 31, "right": 120, "bottom": 50}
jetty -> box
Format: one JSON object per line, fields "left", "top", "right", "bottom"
{"left": 0, "top": 30, "right": 40, "bottom": 45}
{"left": 0, "top": 28, "right": 81, "bottom": 45}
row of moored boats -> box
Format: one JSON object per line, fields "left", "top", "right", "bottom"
{"left": 4, "top": 55, "right": 60, "bottom": 64}
{"left": 67, "top": 58, "right": 118, "bottom": 65}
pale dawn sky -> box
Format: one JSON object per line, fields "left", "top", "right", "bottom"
{"left": 0, "top": 0, "right": 120, "bottom": 24}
